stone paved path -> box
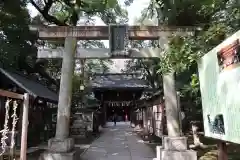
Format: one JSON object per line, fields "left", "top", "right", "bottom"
{"left": 80, "top": 122, "right": 155, "bottom": 160}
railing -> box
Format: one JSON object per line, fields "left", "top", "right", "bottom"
{"left": 0, "top": 89, "right": 29, "bottom": 160}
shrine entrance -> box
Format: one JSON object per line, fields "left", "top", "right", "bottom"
{"left": 91, "top": 74, "right": 150, "bottom": 124}
{"left": 33, "top": 24, "right": 196, "bottom": 160}
{"left": 106, "top": 104, "right": 131, "bottom": 122}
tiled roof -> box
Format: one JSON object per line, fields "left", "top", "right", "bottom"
{"left": 90, "top": 74, "right": 150, "bottom": 89}
{"left": 0, "top": 68, "right": 58, "bottom": 103}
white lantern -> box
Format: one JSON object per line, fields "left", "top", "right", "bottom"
{"left": 80, "top": 85, "right": 85, "bottom": 91}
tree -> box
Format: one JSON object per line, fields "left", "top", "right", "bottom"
{"left": 29, "top": 0, "right": 130, "bottom": 108}
{"left": 0, "top": 0, "right": 37, "bottom": 70}
{"left": 29, "top": 0, "right": 126, "bottom": 25}
{"left": 127, "top": 0, "right": 239, "bottom": 149}
{"left": 29, "top": 0, "right": 128, "bottom": 73}
{"left": 122, "top": 18, "right": 162, "bottom": 90}
{"left": 0, "top": 0, "right": 63, "bottom": 89}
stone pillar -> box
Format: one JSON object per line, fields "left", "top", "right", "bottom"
{"left": 130, "top": 107, "right": 135, "bottom": 127}
{"left": 143, "top": 108, "right": 148, "bottom": 135}
{"left": 40, "top": 37, "right": 76, "bottom": 160}
{"left": 155, "top": 104, "right": 163, "bottom": 137}
{"left": 104, "top": 104, "right": 107, "bottom": 125}
{"left": 152, "top": 105, "right": 157, "bottom": 136}
{"left": 154, "top": 36, "right": 197, "bottom": 160}
{"left": 141, "top": 108, "right": 144, "bottom": 128}
{"left": 177, "top": 92, "right": 183, "bottom": 136}
{"left": 143, "top": 108, "right": 147, "bottom": 128}
{"left": 101, "top": 103, "right": 107, "bottom": 127}
{"left": 147, "top": 107, "right": 151, "bottom": 133}
{"left": 163, "top": 73, "right": 181, "bottom": 137}
{"left": 149, "top": 106, "right": 154, "bottom": 134}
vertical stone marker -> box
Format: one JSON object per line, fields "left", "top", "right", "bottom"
{"left": 163, "top": 73, "right": 181, "bottom": 137}
{"left": 55, "top": 37, "right": 76, "bottom": 139}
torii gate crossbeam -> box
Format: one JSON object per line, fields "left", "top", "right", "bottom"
{"left": 30, "top": 25, "right": 195, "bottom": 40}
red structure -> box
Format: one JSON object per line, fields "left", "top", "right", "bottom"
{"left": 217, "top": 39, "right": 240, "bottom": 70}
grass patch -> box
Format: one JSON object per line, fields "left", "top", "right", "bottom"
{"left": 187, "top": 134, "right": 240, "bottom": 160}
{"left": 198, "top": 142, "right": 240, "bottom": 160}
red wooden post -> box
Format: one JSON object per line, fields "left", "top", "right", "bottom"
{"left": 218, "top": 141, "right": 228, "bottom": 160}
{"left": 20, "top": 93, "right": 29, "bottom": 160}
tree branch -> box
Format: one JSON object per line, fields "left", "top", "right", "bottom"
{"left": 43, "top": 0, "right": 47, "bottom": 5}
{"left": 29, "top": 0, "right": 67, "bottom": 26}
{"left": 43, "top": 0, "right": 53, "bottom": 13}
{"left": 139, "top": 60, "right": 156, "bottom": 88}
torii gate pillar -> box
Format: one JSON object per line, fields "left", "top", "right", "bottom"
{"left": 154, "top": 36, "right": 197, "bottom": 160}
{"left": 40, "top": 37, "right": 77, "bottom": 160}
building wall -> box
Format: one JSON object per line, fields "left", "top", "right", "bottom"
{"left": 141, "top": 95, "right": 165, "bottom": 137}
{"left": 153, "top": 103, "right": 164, "bottom": 137}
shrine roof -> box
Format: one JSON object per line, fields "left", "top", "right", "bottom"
{"left": 90, "top": 74, "right": 151, "bottom": 89}
{"left": 0, "top": 68, "right": 58, "bottom": 103}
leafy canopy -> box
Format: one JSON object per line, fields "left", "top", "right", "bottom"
{"left": 0, "top": 0, "right": 37, "bottom": 70}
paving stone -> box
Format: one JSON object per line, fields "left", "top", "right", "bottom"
{"left": 80, "top": 122, "right": 155, "bottom": 160}
{"left": 106, "top": 155, "right": 131, "bottom": 160}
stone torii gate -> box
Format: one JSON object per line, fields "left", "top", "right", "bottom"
{"left": 32, "top": 25, "right": 197, "bottom": 160}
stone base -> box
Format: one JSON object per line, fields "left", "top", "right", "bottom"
{"left": 154, "top": 147, "right": 197, "bottom": 160}
{"left": 39, "top": 151, "right": 76, "bottom": 160}
{"left": 156, "top": 146, "right": 163, "bottom": 159}
{"left": 131, "top": 123, "right": 135, "bottom": 128}
{"left": 154, "top": 136, "right": 197, "bottom": 160}
{"left": 163, "top": 136, "right": 187, "bottom": 151}
{"left": 48, "top": 138, "right": 74, "bottom": 152}
{"left": 161, "top": 150, "right": 197, "bottom": 160}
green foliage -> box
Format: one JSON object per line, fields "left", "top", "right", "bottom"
{"left": 157, "top": 0, "right": 240, "bottom": 75}
{"left": 0, "top": 0, "right": 37, "bottom": 70}
{"left": 0, "top": 0, "right": 64, "bottom": 89}
{"left": 122, "top": 39, "right": 162, "bottom": 89}
{"left": 30, "top": 0, "right": 127, "bottom": 98}
{"left": 123, "top": 58, "right": 162, "bottom": 89}
{"left": 30, "top": 0, "right": 124, "bottom": 25}
{"left": 130, "top": 0, "right": 240, "bottom": 124}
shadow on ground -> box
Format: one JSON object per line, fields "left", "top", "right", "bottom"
{"left": 27, "top": 132, "right": 101, "bottom": 160}
{"left": 134, "top": 130, "right": 162, "bottom": 154}
{"left": 135, "top": 129, "right": 240, "bottom": 160}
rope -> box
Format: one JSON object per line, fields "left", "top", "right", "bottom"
{"left": 0, "top": 99, "right": 11, "bottom": 155}
{"left": 10, "top": 101, "right": 19, "bottom": 149}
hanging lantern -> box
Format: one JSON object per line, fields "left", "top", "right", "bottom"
{"left": 79, "top": 85, "right": 85, "bottom": 91}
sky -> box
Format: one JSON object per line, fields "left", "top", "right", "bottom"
{"left": 27, "top": 0, "right": 150, "bottom": 72}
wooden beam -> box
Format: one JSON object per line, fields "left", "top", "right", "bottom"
{"left": 90, "top": 73, "right": 142, "bottom": 76}
{"left": 20, "top": 93, "right": 29, "bottom": 160}
{"left": 31, "top": 25, "right": 196, "bottom": 40}
{"left": 0, "top": 89, "right": 24, "bottom": 99}
{"left": 37, "top": 48, "right": 162, "bottom": 59}
{"left": 38, "top": 48, "right": 108, "bottom": 58}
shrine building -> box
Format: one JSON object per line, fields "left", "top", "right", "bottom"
{"left": 89, "top": 73, "right": 153, "bottom": 123}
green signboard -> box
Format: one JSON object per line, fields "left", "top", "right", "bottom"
{"left": 198, "top": 30, "right": 240, "bottom": 144}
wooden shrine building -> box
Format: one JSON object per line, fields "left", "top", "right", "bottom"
{"left": 89, "top": 73, "right": 153, "bottom": 124}
{"left": 0, "top": 67, "right": 58, "bottom": 147}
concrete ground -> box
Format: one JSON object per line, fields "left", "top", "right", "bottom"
{"left": 81, "top": 122, "right": 155, "bottom": 160}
